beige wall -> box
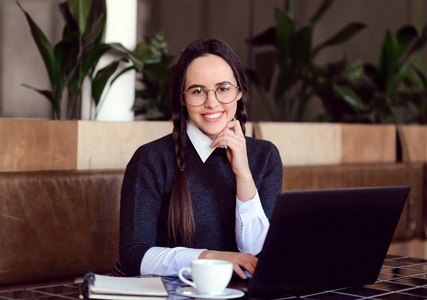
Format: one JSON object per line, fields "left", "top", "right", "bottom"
{"left": 1, "top": 0, "right": 426, "bottom": 119}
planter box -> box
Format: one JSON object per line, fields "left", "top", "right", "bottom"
{"left": 0, "top": 119, "right": 77, "bottom": 172}
{"left": 254, "top": 122, "right": 396, "bottom": 166}
{"left": 0, "top": 119, "right": 397, "bottom": 171}
{"left": 77, "top": 121, "right": 173, "bottom": 169}
{"left": 0, "top": 119, "right": 173, "bottom": 171}
{"left": 398, "top": 125, "right": 427, "bottom": 162}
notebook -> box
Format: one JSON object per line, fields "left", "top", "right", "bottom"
{"left": 244, "top": 186, "right": 410, "bottom": 299}
{"left": 82, "top": 273, "right": 168, "bottom": 299}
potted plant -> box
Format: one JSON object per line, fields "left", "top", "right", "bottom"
{"left": 247, "top": 0, "right": 366, "bottom": 122}
{"left": 318, "top": 23, "right": 427, "bottom": 124}
{"left": 133, "top": 32, "right": 174, "bottom": 120}
{"left": 17, "top": 0, "right": 158, "bottom": 120}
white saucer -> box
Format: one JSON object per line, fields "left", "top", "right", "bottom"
{"left": 176, "top": 287, "right": 244, "bottom": 299}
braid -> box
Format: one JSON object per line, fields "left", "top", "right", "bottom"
{"left": 168, "top": 104, "right": 195, "bottom": 246}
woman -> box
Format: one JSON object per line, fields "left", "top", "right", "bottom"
{"left": 119, "top": 39, "right": 283, "bottom": 279}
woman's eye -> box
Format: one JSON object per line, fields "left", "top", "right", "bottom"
{"left": 218, "top": 85, "right": 230, "bottom": 92}
{"left": 192, "top": 87, "right": 203, "bottom": 94}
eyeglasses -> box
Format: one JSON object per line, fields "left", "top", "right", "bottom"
{"left": 183, "top": 83, "right": 240, "bottom": 107}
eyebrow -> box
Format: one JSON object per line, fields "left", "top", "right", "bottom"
{"left": 186, "top": 81, "right": 234, "bottom": 90}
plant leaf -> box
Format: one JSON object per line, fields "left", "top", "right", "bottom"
{"left": 247, "top": 27, "right": 276, "bottom": 46}
{"left": 378, "top": 30, "right": 399, "bottom": 87}
{"left": 83, "top": 0, "right": 106, "bottom": 46}
{"left": 275, "top": 8, "right": 294, "bottom": 52}
{"left": 17, "top": 1, "right": 60, "bottom": 90}
{"left": 67, "top": 0, "right": 92, "bottom": 33}
{"left": 254, "top": 51, "right": 278, "bottom": 91}
{"left": 82, "top": 11, "right": 106, "bottom": 50}
{"left": 309, "top": 0, "right": 334, "bottom": 26}
{"left": 22, "top": 84, "right": 61, "bottom": 119}
{"left": 397, "top": 23, "right": 427, "bottom": 66}
{"left": 290, "top": 26, "right": 312, "bottom": 70}
{"left": 59, "top": 1, "right": 79, "bottom": 34}
{"left": 312, "top": 22, "right": 366, "bottom": 58}
{"left": 91, "top": 60, "right": 121, "bottom": 106}
{"left": 21, "top": 84, "right": 54, "bottom": 104}
{"left": 333, "top": 85, "right": 365, "bottom": 111}
{"left": 396, "top": 25, "right": 418, "bottom": 49}
{"left": 110, "top": 65, "right": 135, "bottom": 86}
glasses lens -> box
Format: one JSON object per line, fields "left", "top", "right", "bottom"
{"left": 185, "top": 87, "right": 206, "bottom": 106}
{"left": 216, "top": 84, "right": 238, "bottom": 104}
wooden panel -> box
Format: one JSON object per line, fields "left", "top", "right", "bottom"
{"left": 0, "top": 119, "right": 77, "bottom": 171}
{"left": 77, "top": 120, "right": 173, "bottom": 169}
{"left": 341, "top": 124, "right": 396, "bottom": 163}
{"left": 257, "top": 122, "right": 342, "bottom": 166}
{"left": 399, "top": 125, "right": 427, "bottom": 162}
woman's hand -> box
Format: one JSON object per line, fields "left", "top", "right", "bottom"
{"left": 210, "top": 120, "right": 256, "bottom": 202}
{"left": 210, "top": 119, "right": 248, "bottom": 176}
{"left": 198, "top": 250, "right": 257, "bottom": 279}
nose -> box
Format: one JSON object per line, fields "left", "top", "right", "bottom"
{"left": 204, "top": 89, "right": 219, "bottom": 108}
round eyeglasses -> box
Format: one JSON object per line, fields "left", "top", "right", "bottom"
{"left": 183, "top": 83, "right": 240, "bottom": 107}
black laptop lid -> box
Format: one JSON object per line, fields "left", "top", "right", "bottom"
{"left": 247, "top": 186, "right": 409, "bottom": 298}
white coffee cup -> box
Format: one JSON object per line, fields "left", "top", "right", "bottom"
{"left": 178, "top": 259, "right": 233, "bottom": 295}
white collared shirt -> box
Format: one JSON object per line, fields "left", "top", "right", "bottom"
{"left": 140, "top": 121, "right": 270, "bottom": 275}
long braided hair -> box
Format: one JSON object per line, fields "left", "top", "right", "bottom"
{"left": 168, "top": 39, "right": 249, "bottom": 246}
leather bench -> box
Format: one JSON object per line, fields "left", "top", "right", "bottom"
{"left": 0, "top": 170, "right": 124, "bottom": 286}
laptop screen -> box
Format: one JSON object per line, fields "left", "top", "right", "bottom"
{"left": 247, "top": 186, "right": 409, "bottom": 298}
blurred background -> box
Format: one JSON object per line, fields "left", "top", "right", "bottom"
{"left": 0, "top": 0, "right": 426, "bottom": 121}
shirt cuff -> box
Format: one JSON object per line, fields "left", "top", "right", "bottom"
{"left": 236, "top": 189, "right": 267, "bottom": 222}
{"left": 140, "top": 247, "right": 206, "bottom": 276}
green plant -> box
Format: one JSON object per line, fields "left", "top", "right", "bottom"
{"left": 362, "top": 24, "right": 427, "bottom": 123}
{"left": 247, "top": 0, "right": 366, "bottom": 122}
{"left": 18, "top": 0, "right": 157, "bottom": 120}
{"left": 133, "top": 33, "right": 174, "bottom": 120}
{"left": 317, "top": 23, "right": 427, "bottom": 123}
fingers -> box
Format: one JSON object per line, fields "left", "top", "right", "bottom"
{"left": 210, "top": 120, "right": 243, "bottom": 149}
{"left": 230, "top": 253, "right": 257, "bottom": 278}
{"left": 237, "top": 253, "right": 257, "bottom": 275}
{"left": 233, "top": 263, "right": 247, "bottom": 279}
{"left": 198, "top": 250, "right": 257, "bottom": 279}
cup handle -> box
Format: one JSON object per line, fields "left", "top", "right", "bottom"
{"left": 178, "top": 267, "right": 196, "bottom": 288}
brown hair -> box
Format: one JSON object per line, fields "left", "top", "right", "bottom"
{"left": 168, "top": 39, "right": 248, "bottom": 246}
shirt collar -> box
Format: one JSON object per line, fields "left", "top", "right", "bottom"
{"left": 187, "top": 119, "right": 216, "bottom": 163}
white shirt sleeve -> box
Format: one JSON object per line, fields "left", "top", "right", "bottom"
{"left": 140, "top": 246, "right": 206, "bottom": 275}
{"left": 235, "top": 189, "right": 270, "bottom": 255}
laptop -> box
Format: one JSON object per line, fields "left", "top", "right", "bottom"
{"left": 239, "top": 186, "right": 410, "bottom": 299}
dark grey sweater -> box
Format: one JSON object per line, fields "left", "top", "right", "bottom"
{"left": 119, "top": 134, "right": 283, "bottom": 276}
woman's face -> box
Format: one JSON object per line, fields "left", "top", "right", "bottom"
{"left": 184, "top": 54, "right": 242, "bottom": 140}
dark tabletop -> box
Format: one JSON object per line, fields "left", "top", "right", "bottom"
{"left": 2, "top": 255, "right": 427, "bottom": 299}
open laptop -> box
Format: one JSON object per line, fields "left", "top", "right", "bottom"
{"left": 239, "top": 186, "right": 410, "bottom": 299}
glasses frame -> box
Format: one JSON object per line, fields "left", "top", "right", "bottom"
{"left": 183, "top": 83, "right": 240, "bottom": 107}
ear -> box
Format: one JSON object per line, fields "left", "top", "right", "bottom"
{"left": 236, "top": 90, "right": 243, "bottom": 101}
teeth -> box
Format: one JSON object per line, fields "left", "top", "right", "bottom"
{"left": 204, "top": 112, "right": 222, "bottom": 119}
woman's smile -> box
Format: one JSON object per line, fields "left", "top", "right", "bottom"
{"left": 202, "top": 112, "right": 224, "bottom": 121}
